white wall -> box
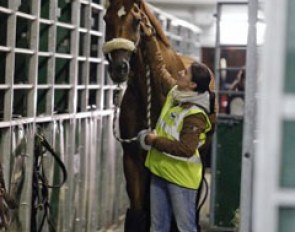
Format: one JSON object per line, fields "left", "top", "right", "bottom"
{"left": 147, "top": 0, "right": 217, "bottom": 47}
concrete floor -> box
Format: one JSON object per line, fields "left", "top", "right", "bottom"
{"left": 104, "top": 219, "right": 211, "bottom": 232}
{"left": 104, "top": 172, "right": 212, "bottom": 232}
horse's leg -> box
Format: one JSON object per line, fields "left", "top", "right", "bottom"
{"left": 123, "top": 149, "right": 150, "bottom": 232}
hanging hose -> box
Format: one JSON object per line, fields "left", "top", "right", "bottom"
{"left": 197, "top": 177, "right": 209, "bottom": 212}
{"left": 31, "top": 129, "right": 67, "bottom": 232}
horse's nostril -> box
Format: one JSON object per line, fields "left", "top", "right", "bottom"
{"left": 116, "top": 61, "right": 129, "bottom": 74}
{"left": 121, "top": 62, "right": 128, "bottom": 71}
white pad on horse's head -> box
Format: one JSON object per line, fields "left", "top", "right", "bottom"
{"left": 103, "top": 0, "right": 110, "bottom": 9}
{"left": 102, "top": 38, "right": 136, "bottom": 54}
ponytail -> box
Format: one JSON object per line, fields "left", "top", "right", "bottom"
{"left": 209, "top": 91, "right": 215, "bottom": 114}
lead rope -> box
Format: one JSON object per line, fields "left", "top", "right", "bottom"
{"left": 112, "top": 86, "right": 138, "bottom": 143}
{"left": 145, "top": 58, "right": 152, "bottom": 130}
{"left": 112, "top": 52, "right": 152, "bottom": 143}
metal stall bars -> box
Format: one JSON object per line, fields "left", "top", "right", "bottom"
{"left": 239, "top": 0, "right": 260, "bottom": 231}
{"left": 254, "top": 0, "right": 295, "bottom": 231}
{"left": 0, "top": 1, "right": 203, "bottom": 231}
{"left": 210, "top": 2, "right": 248, "bottom": 231}
{"left": 0, "top": 0, "right": 201, "bottom": 232}
{"left": 0, "top": 0, "right": 127, "bottom": 231}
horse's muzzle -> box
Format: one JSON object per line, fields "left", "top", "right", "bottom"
{"left": 115, "top": 60, "right": 129, "bottom": 75}
{"left": 109, "top": 60, "right": 130, "bottom": 83}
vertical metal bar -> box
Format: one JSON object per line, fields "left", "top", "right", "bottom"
{"left": 108, "top": 116, "right": 116, "bottom": 226}
{"left": 97, "top": 3, "right": 105, "bottom": 111}
{"left": 239, "top": 0, "right": 258, "bottom": 231}
{"left": 80, "top": 118, "right": 88, "bottom": 231}
{"left": 66, "top": 1, "right": 80, "bottom": 229}
{"left": 253, "top": 0, "right": 288, "bottom": 231}
{"left": 82, "top": 3, "right": 91, "bottom": 111}
{"left": 2, "top": 2, "right": 13, "bottom": 200}
{"left": 95, "top": 116, "right": 103, "bottom": 229}
{"left": 210, "top": 2, "right": 221, "bottom": 227}
{"left": 27, "top": 0, "right": 40, "bottom": 118}
{"left": 4, "top": 0, "right": 16, "bottom": 122}
{"left": 85, "top": 117, "right": 92, "bottom": 231}
{"left": 58, "top": 120, "right": 66, "bottom": 231}
{"left": 69, "top": 0, "right": 80, "bottom": 114}
{"left": 65, "top": 118, "right": 75, "bottom": 232}
{"left": 100, "top": 115, "right": 116, "bottom": 226}
{"left": 19, "top": 123, "right": 35, "bottom": 231}
{"left": 1, "top": 128, "right": 11, "bottom": 187}
{"left": 74, "top": 118, "right": 83, "bottom": 232}
{"left": 1, "top": 0, "right": 14, "bottom": 194}
{"left": 85, "top": 116, "right": 98, "bottom": 231}
{"left": 47, "top": 0, "right": 57, "bottom": 115}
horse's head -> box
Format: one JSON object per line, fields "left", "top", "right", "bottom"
{"left": 102, "top": 0, "right": 143, "bottom": 83}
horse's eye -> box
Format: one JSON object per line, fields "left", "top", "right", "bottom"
{"left": 133, "top": 19, "right": 140, "bottom": 28}
{"left": 133, "top": 5, "right": 140, "bottom": 13}
{"left": 133, "top": 18, "right": 140, "bottom": 28}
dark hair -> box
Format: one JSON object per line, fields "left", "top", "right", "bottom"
{"left": 191, "top": 62, "right": 215, "bottom": 114}
{"left": 191, "top": 62, "right": 211, "bottom": 93}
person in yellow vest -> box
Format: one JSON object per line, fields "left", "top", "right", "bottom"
{"left": 139, "top": 15, "right": 215, "bottom": 232}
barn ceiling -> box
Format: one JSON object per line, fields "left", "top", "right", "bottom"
{"left": 146, "top": 0, "right": 254, "bottom": 47}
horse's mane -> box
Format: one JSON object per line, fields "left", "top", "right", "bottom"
{"left": 140, "top": 1, "right": 171, "bottom": 47}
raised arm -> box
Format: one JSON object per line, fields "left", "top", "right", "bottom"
{"left": 140, "top": 15, "right": 176, "bottom": 95}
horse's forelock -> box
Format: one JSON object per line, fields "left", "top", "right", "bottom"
{"left": 104, "top": 0, "right": 137, "bottom": 12}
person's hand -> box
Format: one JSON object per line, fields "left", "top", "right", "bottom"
{"left": 140, "top": 13, "right": 155, "bottom": 38}
{"left": 145, "top": 132, "right": 157, "bottom": 145}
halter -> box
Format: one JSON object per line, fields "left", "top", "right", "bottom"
{"left": 103, "top": 38, "right": 152, "bottom": 143}
{"left": 111, "top": 47, "right": 152, "bottom": 144}
{"left": 102, "top": 38, "right": 137, "bottom": 55}
{"left": 102, "top": 10, "right": 154, "bottom": 144}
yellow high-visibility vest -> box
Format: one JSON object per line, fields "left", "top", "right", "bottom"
{"left": 145, "top": 86, "right": 212, "bottom": 189}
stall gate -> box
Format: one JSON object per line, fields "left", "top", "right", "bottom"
{"left": 0, "top": 0, "right": 201, "bottom": 231}
{"left": 254, "top": 0, "right": 295, "bottom": 231}
{"left": 210, "top": 2, "right": 251, "bottom": 231}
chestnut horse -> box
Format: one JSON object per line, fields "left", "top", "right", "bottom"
{"left": 102, "top": 0, "right": 215, "bottom": 231}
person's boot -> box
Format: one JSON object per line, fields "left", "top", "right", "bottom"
{"left": 124, "top": 208, "right": 148, "bottom": 232}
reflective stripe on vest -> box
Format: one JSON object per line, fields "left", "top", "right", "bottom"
{"left": 145, "top": 87, "right": 212, "bottom": 189}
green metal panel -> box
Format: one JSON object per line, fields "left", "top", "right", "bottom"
{"left": 278, "top": 208, "right": 295, "bottom": 232}
{"left": 0, "top": 91, "right": 4, "bottom": 118}
{"left": 37, "top": 89, "right": 47, "bottom": 115}
{"left": 40, "top": 0, "right": 50, "bottom": 19}
{"left": 16, "top": 17, "right": 31, "bottom": 49}
{"left": 57, "top": 0, "right": 72, "bottom": 23}
{"left": 280, "top": 120, "right": 295, "bottom": 188}
{"left": 0, "top": 52, "right": 6, "bottom": 84}
{"left": 214, "top": 119, "right": 243, "bottom": 228}
{"left": 0, "top": 0, "right": 8, "bottom": 7}
{"left": 56, "top": 27, "right": 71, "bottom": 54}
{"left": 284, "top": 0, "right": 295, "bottom": 93}
{"left": 54, "top": 89, "right": 69, "bottom": 113}
{"left": 38, "top": 56, "right": 48, "bottom": 84}
{"left": 55, "top": 58, "right": 69, "bottom": 84}
{"left": 17, "top": 0, "right": 33, "bottom": 14}
{"left": 14, "top": 53, "right": 30, "bottom": 84}
{"left": 39, "top": 23, "right": 49, "bottom": 52}
{"left": 13, "top": 89, "right": 28, "bottom": 117}
{"left": 0, "top": 13, "right": 7, "bottom": 46}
